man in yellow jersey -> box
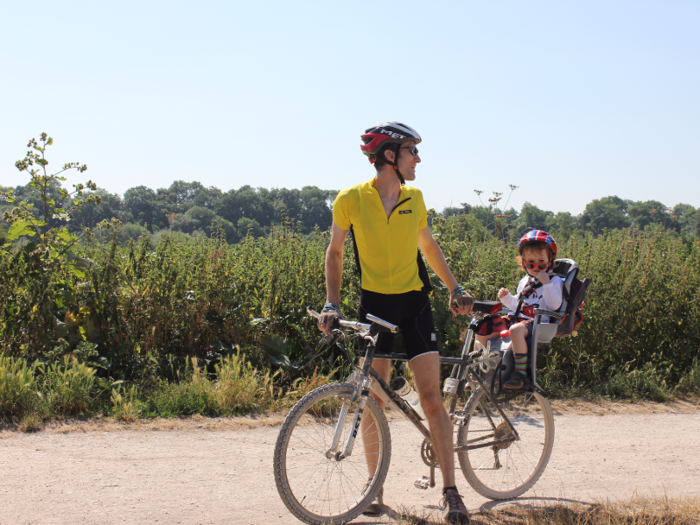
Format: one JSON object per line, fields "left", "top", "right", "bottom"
{"left": 318, "top": 122, "right": 474, "bottom": 524}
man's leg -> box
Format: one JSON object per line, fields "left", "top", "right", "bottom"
{"left": 359, "top": 357, "right": 391, "bottom": 515}
{"left": 410, "top": 352, "right": 455, "bottom": 486}
{"left": 360, "top": 357, "right": 391, "bottom": 478}
{"left": 411, "top": 352, "right": 469, "bottom": 524}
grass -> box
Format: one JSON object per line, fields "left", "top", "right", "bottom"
{"left": 483, "top": 497, "right": 700, "bottom": 525}
{"left": 0, "top": 352, "right": 332, "bottom": 427}
{"left": 394, "top": 496, "right": 700, "bottom": 524}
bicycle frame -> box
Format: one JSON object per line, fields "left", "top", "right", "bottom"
{"left": 311, "top": 308, "right": 520, "bottom": 468}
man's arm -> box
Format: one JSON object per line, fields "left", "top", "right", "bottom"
{"left": 417, "top": 226, "right": 473, "bottom": 314}
{"left": 319, "top": 222, "right": 349, "bottom": 334}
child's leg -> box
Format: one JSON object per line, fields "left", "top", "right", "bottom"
{"left": 475, "top": 332, "right": 500, "bottom": 349}
{"left": 475, "top": 315, "right": 506, "bottom": 349}
{"left": 505, "top": 321, "right": 530, "bottom": 388}
{"left": 509, "top": 322, "right": 529, "bottom": 369}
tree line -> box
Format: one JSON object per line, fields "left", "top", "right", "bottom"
{"left": 2, "top": 180, "right": 700, "bottom": 244}
{"left": 441, "top": 194, "right": 700, "bottom": 240}
{"left": 1, "top": 181, "right": 337, "bottom": 244}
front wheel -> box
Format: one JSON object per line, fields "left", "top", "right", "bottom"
{"left": 456, "top": 387, "right": 554, "bottom": 500}
{"left": 273, "top": 382, "right": 392, "bottom": 525}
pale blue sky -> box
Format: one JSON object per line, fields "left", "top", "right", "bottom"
{"left": 1, "top": 1, "right": 698, "bottom": 215}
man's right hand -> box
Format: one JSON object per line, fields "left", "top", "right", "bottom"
{"left": 317, "top": 303, "right": 343, "bottom": 335}
{"left": 318, "top": 311, "right": 339, "bottom": 335}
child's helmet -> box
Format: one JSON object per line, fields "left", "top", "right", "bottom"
{"left": 518, "top": 230, "right": 558, "bottom": 259}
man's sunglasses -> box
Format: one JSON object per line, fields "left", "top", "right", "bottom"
{"left": 523, "top": 261, "right": 549, "bottom": 271}
{"left": 400, "top": 146, "right": 419, "bottom": 156}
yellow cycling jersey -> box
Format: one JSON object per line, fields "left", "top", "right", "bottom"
{"left": 333, "top": 179, "right": 429, "bottom": 295}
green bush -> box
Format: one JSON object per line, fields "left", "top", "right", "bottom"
{"left": 39, "top": 356, "right": 97, "bottom": 416}
{"left": 2, "top": 193, "right": 700, "bottom": 407}
{"left": 141, "top": 359, "right": 219, "bottom": 417}
{"left": 0, "top": 356, "right": 38, "bottom": 417}
{"left": 215, "top": 352, "right": 276, "bottom": 415}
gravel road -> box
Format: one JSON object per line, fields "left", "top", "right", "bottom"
{"left": 1, "top": 407, "right": 699, "bottom": 525}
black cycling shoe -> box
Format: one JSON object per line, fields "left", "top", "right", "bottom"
{"left": 441, "top": 488, "right": 470, "bottom": 524}
{"left": 504, "top": 370, "right": 526, "bottom": 390}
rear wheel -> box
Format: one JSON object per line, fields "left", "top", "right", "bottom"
{"left": 273, "top": 383, "right": 392, "bottom": 524}
{"left": 456, "top": 387, "right": 554, "bottom": 500}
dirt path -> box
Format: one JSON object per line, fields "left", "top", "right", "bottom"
{"left": 1, "top": 408, "right": 699, "bottom": 525}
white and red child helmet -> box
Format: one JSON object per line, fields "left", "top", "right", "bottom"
{"left": 518, "top": 230, "right": 558, "bottom": 260}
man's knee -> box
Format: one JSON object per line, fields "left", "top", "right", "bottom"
{"left": 418, "top": 389, "right": 444, "bottom": 416}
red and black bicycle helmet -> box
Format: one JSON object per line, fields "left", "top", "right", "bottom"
{"left": 518, "top": 230, "right": 558, "bottom": 259}
{"left": 361, "top": 122, "right": 422, "bottom": 184}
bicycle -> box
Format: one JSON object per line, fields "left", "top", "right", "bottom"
{"left": 273, "top": 301, "right": 556, "bottom": 525}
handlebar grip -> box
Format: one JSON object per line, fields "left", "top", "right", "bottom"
{"left": 366, "top": 313, "right": 399, "bottom": 333}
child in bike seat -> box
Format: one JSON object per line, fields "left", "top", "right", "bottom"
{"left": 476, "top": 230, "right": 564, "bottom": 390}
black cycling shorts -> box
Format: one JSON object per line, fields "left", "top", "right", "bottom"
{"left": 358, "top": 289, "right": 438, "bottom": 361}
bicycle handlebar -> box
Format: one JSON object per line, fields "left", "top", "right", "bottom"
{"left": 308, "top": 301, "right": 500, "bottom": 335}
{"left": 306, "top": 307, "right": 388, "bottom": 332}
{"left": 306, "top": 307, "right": 396, "bottom": 333}
{"left": 366, "top": 313, "right": 399, "bottom": 333}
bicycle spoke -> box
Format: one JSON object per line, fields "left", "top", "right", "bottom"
{"left": 274, "top": 383, "right": 392, "bottom": 524}
{"left": 456, "top": 387, "right": 554, "bottom": 499}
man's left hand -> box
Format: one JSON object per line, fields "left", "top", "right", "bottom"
{"left": 450, "top": 286, "right": 474, "bottom": 315}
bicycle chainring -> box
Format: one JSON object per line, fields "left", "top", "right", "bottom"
{"left": 421, "top": 438, "right": 439, "bottom": 467}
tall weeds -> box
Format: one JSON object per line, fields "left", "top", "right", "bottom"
{"left": 2, "top": 218, "right": 700, "bottom": 420}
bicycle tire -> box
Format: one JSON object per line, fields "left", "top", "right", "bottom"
{"left": 273, "top": 383, "right": 392, "bottom": 525}
{"left": 456, "top": 387, "right": 554, "bottom": 500}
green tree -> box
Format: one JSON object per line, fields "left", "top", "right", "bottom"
{"left": 627, "top": 200, "right": 670, "bottom": 229}
{"left": 123, "top": 186, "right": 166, "bottom": 229}
{"left": 298, "top": 186, "right": 333, "bottom": 233}
{"left": 673, "top": 204, "right": 700, "bottom": 237}
{"left": 159, "top": 180, "right": 222, "bottom": 213}
{"left": 545, "top": 212, "right": 579, "bottom": 240}
{"left": 210, "top": 216, "right": 238, "bottom": 242}
{"left": 580, "top": 196, "right": 631, "bottom": 233}
{"left": 514, "top": 202, "right": 552, "bottom": 235}
{"left": 70, "top": 189, "right": 123, "bottom": 230}
{"left": 216, "top": 186, "right": 274, "bottom": 227}
{"left": 440, "top": 203, "right": 472, "bottom": 219}
{"left": 237, "top": 217, "right": 266, "bottom": 238}
{"left": 171, "top": 206, "right": 216, "bottom": 234}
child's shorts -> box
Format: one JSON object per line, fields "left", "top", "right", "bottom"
{"left": 475, "top": 314, "right": 534, "bottom": 338}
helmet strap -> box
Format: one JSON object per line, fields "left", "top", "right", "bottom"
{"left": 392, "top": 164, "right": 406, "bottom": 185}
{"left": 387, "top": 147, "right": 405, "bottom": 185}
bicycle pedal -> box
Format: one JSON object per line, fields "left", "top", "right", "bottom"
{"left": 414, "top": 475, "right": 430, "bottom": 490}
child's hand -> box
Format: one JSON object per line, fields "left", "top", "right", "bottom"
{"left": 536, "top": 271, "right": 550, "bottom": 284}
{"left": 497, "top": 288, "right": 509, "bottom": 299}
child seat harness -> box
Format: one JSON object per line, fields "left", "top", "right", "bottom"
{"left": 509, "top": 260, "right": 591, "bottom": 337}
{"left": 513, "top": 276, "right": 543, "bottom": 318}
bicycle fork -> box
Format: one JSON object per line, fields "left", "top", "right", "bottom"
{"left": 325, "top": 376, "right": 372, "bottom": 461}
